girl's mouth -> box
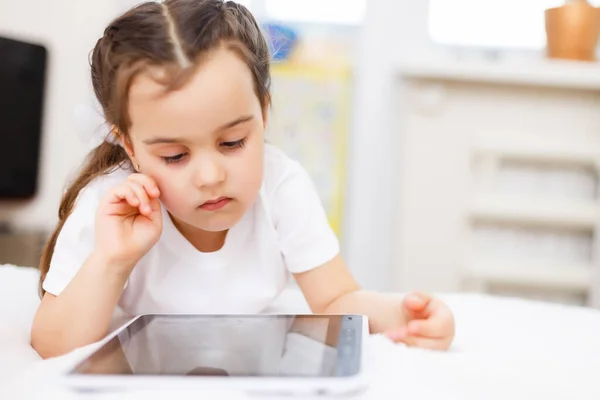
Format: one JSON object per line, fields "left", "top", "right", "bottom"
{"left": 199, "top": 197, "right": 231, "bottom": 211}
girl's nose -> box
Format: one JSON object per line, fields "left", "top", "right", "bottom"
{"left": 193, "top": 155, "right": 226, "bottom": 188}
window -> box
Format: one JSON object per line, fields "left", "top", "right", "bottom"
{"left": 237, "top": 0, "right": 366, "bottom": 25}
{"left": 265, "top": 0, "right": 365, "bottom": 24}
{"left": 428, "top": 0, "right": 600, "bottom": 49}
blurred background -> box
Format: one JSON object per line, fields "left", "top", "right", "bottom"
{"left": 0, "top": 0, "right": 599, "bottom": 307}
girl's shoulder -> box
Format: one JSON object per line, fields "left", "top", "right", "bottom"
{"left": 262, "top": 144, "right": 306, "bottom": 196}
{"left": 260, "top": 146, "right": 339, "bottom": 274}
{"left": 75, "top": 164, "right": 133, "bottom": 208}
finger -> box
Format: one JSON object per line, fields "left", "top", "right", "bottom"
{"left": 385, "top": 326, "right": 408, "bottom": 343}
{"left": 402, "top": 292, "right": 433, "bottom": 318}
{"left": 407, "top": 315, "right": 448, "bottom": 338}
{"left": 128, "top": 174, "right": 160, "bottom": 198}
{"left": 129, "top": 181, "right": 151, "bottom": 215}
{"left": 102, "top": 185, "right": 141, "bottom": 217}
{"left": 148, "top": 196, "right": 161, "bottom": 211}
{"left": 108, "top": 184, "right": 139, "bottom": 207}
{"left": 146, "top": 197, "right": 163, "bottom": 226}
{"left": 403, "top": 292, "right": 433, "bottom": 310}
{"left": 400, "top": 335, "right": 451, "bottom": 351}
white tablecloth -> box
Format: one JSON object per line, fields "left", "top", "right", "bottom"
{"left": 2, "top": 265, "right": 600, "bottom": 399}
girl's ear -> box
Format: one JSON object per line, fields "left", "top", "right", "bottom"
{"left": 115, "top": 127, "right": 141, "bottom": 172}
{"left": 262, "top": 101, "right": 270, "bottom": 128}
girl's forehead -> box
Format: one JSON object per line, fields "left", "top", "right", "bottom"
{"left": 129, "top": 48, "right": 254, "bottom": 104}
{"left": 128, "top": 48, "right": 260, "bottom": 138}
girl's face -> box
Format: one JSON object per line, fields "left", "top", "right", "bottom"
{"left": 125, "top": 47, "right": 266, "bottom": 233}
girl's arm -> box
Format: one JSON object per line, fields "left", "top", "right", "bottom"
{"left": 31, "top": 252, "right": 132, "bottom": 359}
{"left": 293, "top": 255, "right": 406, "bottom": 333}
{"left": 293, "top": 254, "right": 455, "bottom": 350}
{"left": 32, "top": 174, "right": 162, "bottom": 359}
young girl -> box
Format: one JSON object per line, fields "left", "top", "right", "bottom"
{"left": 31, "top": 0, "right": 455, "bottom": 359}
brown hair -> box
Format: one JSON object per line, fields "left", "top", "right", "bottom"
{"left": 38, "top": 0, "right": 271, "bottom": 296}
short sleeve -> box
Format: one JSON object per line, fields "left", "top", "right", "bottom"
{"left": 42, "top": 186, "right": 100, "bottom": 296}
{"left": 271, "top": 161, "right": 340, "bottom": 274}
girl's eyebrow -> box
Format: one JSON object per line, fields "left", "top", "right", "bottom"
{"left": 143, "top": 136, "right": 187, "bottom": 145}
{"left": 216, "top": 115, "right": 254, "bottom": 132}
{"left": 142, "top": 115, "right": 254, "bottom": 145}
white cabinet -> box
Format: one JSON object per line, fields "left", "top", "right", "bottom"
{"left": 393, "top": 58, "right": 600, "bottom": 307}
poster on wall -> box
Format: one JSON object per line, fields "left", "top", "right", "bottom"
{"left": 266, "top": 63, "right": 351, "bottom": 238}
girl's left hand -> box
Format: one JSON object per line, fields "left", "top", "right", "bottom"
{"left": 385, "top": 292, "right": 455, "bottom": 351}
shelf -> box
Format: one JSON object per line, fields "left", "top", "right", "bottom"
{"left": 397, "top": 57, "right": 600, "bottom": 91}
{"left": 464, "top": 259, "right": 592, "bottom": 292}
{"left": 470, "top": 194, "right": 599, "bottom": 231}
{"left": 473, "top": 135, "right": 600, "bottom": 171}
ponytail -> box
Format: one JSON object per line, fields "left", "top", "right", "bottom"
{"left": 38, "top": 141, "right": 128, "bottom": 297}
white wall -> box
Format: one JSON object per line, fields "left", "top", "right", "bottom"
{"left": 0, "top": 1, "right": 122, "bottom": 230}
{"left": 343, "top": 0, "right": 432, "bottom": 290}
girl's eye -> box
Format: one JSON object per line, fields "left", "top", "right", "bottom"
{"left": 220, "top": 138, "right": 247, "bottom": 149}
{"left": 162, "top": 153, "right": 187, "bottom": 164}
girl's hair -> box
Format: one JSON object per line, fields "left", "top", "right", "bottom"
{"left": 38, "top": 0, "right": 271, "bottom": 296}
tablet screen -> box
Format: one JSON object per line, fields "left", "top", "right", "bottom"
{"left": 70, "top": 315, "right": 362, "bottom": 378}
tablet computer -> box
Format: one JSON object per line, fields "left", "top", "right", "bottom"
{"left": 61, "top": 314, "right": 369, "bottom": 397}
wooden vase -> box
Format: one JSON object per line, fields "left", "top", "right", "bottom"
{"left": 545, "top": 0, "right": 600, "bottom": 61}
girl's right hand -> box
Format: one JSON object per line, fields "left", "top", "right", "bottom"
{"left": 94, "top": 173, "right": 162, "bottom": 273}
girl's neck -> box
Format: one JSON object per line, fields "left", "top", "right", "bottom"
{"left": 169, "top": 214, "right": 228, "bottom": 253}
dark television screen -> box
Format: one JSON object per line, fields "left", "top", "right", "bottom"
{"left": 0, "top": 36, "right": 47, "bottom": 199}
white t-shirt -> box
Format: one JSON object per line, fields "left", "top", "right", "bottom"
{"left": 43, "top": 144, "right": 340, "bottom": 316}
